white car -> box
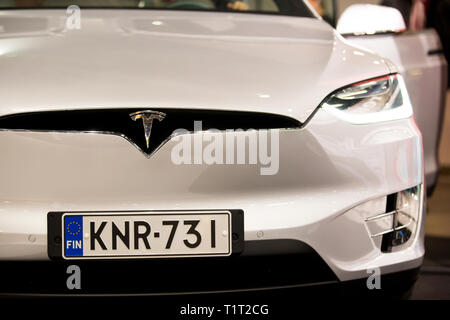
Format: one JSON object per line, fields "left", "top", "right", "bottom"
{"left": 0, "top": 1, "right": 425, "bottom": 298}
{"left": 329, "top": 2, "right": 448, "bottom": 196}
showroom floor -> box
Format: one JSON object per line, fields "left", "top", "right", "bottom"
{"left": 439, "top": 91, "right": 450, "bottom": 168}
{"left": 411, "top": 91, "right": 450, "bottom": 299}
{"left": 412, "top": 171, "right": 450, "bottom": 299}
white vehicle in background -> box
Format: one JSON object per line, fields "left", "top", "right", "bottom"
{"left": 322, "top": 2, "right": 448, "bottom": 196}
{"left": 0, "top": 0, "right": 427, "bottom": 298}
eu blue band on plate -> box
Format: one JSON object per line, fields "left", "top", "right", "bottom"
{"left": 64, "top": 215, "right": 83, "bottom": 257}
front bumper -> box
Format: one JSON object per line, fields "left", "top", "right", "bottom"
{"left": 0, "top": 241, "right": 338, "bottom": 295}
{"left": 0, "top": 247, "right": 420, "bottom": 296}
{"left": 0, "top": 109, "right": 425, "bottom": 285}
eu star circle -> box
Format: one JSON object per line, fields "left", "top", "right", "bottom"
{"left": 66, "top": 221, "right": 81, "bottom": 236}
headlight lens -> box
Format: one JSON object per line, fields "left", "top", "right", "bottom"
{"left": 321, "top": 74, "right": 413, "bottom": 124}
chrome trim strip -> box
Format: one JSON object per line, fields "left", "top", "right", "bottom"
{"left": 370, "top": 222, "right": 413, "bottom": 238}
{"left": 0, "top": 127, "right": 183, "bottom": 159}
{"left": 366, "top": 205, "right": 416, "bottom": 238}
{"left": 0, "top": 126, "right": 303, "bottom": 159}
{"left": 364, "top": 205, "right": 412, "bottom": 222}
{"left": 365, "top": 210, "right": 396, "bottom": 222}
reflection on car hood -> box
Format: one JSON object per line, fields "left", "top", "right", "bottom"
{"left": 0, "top": 9, "right": 390, "bottom": 121}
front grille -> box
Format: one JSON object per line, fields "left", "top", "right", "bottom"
{"left": 0, "top": 109, "right": 301, "bottom": 157}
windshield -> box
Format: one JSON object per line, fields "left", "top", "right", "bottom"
{"left": 0, "top": 0, "right": 315, "bottom": 17}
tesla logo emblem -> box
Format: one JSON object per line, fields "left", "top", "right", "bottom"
{"left": 130, "top": 110, "right": 166, "bottom": 149}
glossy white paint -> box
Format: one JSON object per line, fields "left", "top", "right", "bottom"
{"left": 0, "top": 112, "right": 424, "bottom": 280}
{"left": 337, "top": 4, "right": 406, "bottom": 35}
{"left": 0, "top": 9, "right": 425, "bottom": 282}
{"left": 345, "top": 29, "right": 448, "bottom": 190}
{"left": 0, "top": 10, "right": 389, "bottom": 122}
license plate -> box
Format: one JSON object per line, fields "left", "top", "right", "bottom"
{"left": 61, "top": 211, "right": 232, "bottom": 259}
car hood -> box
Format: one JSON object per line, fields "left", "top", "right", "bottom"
{"left": 0, "top": 9, "right": 390, "bottom": 122}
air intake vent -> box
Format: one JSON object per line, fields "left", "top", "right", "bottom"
{"left": 364, "top": 186, "right": 422, "bottom": 253}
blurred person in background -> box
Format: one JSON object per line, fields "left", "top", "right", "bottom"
{"left": 307, "top": 0, "right": 335, "bottom": 24}
{"left": 307, "top": 0, "right": 324, "bottom": 15}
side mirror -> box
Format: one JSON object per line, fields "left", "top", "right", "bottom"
{"left": 337, "top": 4, "right": 406, "bottom": 36}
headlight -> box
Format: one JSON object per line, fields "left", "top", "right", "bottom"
{"left": 321, "top": 74, "right": 413, "bottom": 124}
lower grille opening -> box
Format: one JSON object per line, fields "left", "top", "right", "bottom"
{"left": 0, "top": 244, "right": 337, "bottom": 295}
